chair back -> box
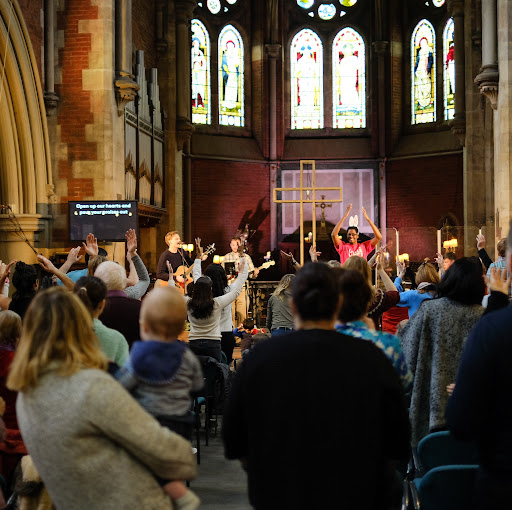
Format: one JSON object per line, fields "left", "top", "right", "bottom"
{"left": 415, "top": 464, "right": 478, "bottom": 510}
{"left": 416, "top": 431, "right": 478, "bottom": 474}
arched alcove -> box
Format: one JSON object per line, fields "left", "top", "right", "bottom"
{"left": 0, "top": 0, "right": 52, "bottom": 261}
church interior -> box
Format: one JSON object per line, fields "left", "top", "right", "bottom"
{"left": 0, "top": 0, "right": 508, "bottom": 279}
{"left": 1, "top": 1, "right": 511, "bottom": 507}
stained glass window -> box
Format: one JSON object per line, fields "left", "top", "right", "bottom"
{"left": 341, "top": 0, "right": 357, "bottom": 5}
{"left": 207, "top": 0, "right": 221, "bottom": 14}
{"left": 297, "top": 0, "right": 314, "bottom": 8}
{"left": 191, "top": 20, "right": 211, "bottom": 125}
{"left": 443, "top": 18, "right": 455, "bottom": 120}
{"left": 218, "top": 25, "right": 244, "bottom": 127}
{"left": 290, "top": 29, "right": 323, "bottom": 129}
{"left": 318, "top": 4, "right": 336, "bottom": 19}
{"left": 332, "top": 27, "right": 365, "bottom": 128}
{"left": 432, "top": 0, "right": 445, "bottom": 6}
{"left": 411, "top": 19, "right": 436, "bottom": 124}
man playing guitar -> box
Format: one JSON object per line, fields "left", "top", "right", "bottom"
{"left": 156, "top": 231, "right": 192, "bottom": 289}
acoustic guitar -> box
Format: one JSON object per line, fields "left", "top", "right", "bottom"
{"left": 154, "top": 243, "right": 216, "bottom": 292}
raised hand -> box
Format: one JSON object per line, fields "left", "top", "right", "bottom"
{"left": 66, "top": 246, "right": 82, "bottom": 265}
{"left": 0, "top": 260, "right": 15, "bottom": 281}
{"left": 485, "top": 267, "right": 511, "bottom": 296}
{"left": 434, "top": 252, "right": 443, "bottom": 268}
{"left": 280, "top": 250, "right": 293, "bottom": 261}
{"left": 476, "top": 233, "right": 486, "bottom": 250}
{"left": 125, "top": 229, "right": 137, "bottom": 256}
{"left": 166, "top": 260, "right": 174, "bottom": 276}
{"left": 362, "top": 206, "right": 370, "bottom": 222}
{"left": 309, "top": 245, "right": 321, "bottom": 262}
{"left": 37, "top": 254, "right": 57, "bottom": 274}
{"left": 396, "top": 260, "right": 406, "bottom": 279}
{"left": 83, "top": 233, "right": 98, "bottom": 259}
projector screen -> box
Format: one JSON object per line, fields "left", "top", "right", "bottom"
{"left": 68, "top": 200, "right": 138, "bottom": 242}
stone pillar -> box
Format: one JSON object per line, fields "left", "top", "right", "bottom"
{"left": 266, "top": 44, "right": 280, "bottom": 250}
{"left": 462, "top": 0, "right": 494, "bottom": 253}
{"left": 447, "top": 0, "right": 466, "bottom": 145}
{"left": 43, "top": 0, "right": 59, "bottom": 115}
{"left": 474, "top": 0, "right": 499, "bottom": 109}
{"left": 114, "top": 0, "right": 139, "bottom": 115}
{"left": 493, "top": 0, "right": 512, "bottom": 237}
{"left": 175, "top": 0, "right": 197, "bottom": 240}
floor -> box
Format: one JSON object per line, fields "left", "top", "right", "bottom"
{"left": 192, "top": 347, "right": 252, "bottom": 509}
{"left": 192, "top": 416, "right": 252, "bottom": 510}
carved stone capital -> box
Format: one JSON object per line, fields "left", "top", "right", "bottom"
{"left": 446, "top": 0, "right": 464, "bottom": 17}
{"left": 474, "top": 64, "right": 499, "bottom": 110}
{"left": 372, "top": 40, "right": 389, "bottom": 56}
{"left": 449, "top": 116, "right": 466, "bottom": 146}
{"left": 175, "top": 0, "right": 197, "bottom": 24}
{"left": 114, "top": 72, "right": 140, "bottom": 116}
{"left": 43, "top": 91, "right": 60, "bottom": 116}
{"left": 176, "top": 118, "right": 195, "bottom": 151}
{"left": 265, "top": 43, "right": 281, "bottom": 59}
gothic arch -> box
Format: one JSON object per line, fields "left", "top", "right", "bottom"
{"left": 0, "top": 0, "right": 52, "bottom": 215}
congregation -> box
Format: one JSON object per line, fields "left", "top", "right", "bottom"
{"left": 0, "top": 216, "right": 510, "bottom": 510}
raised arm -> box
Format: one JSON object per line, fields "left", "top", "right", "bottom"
{"left": 376, "top": 254, "right": 398, "bottom": 292}
{"left": 477, "top": 234, "right": 493, "bottom": 270}
{"left": 217, "top": 258, "right": 249, "bottom": 308}
{"left": 331, "top": 204, "right": 352, "bottom": 249}
{"left": 280, "top": 250, "right": 302, "bottom": 271}
{"left": 0, "top": 260, "right": 15, "bottom": 310}
{"left": 37, "top": 255, "right": 75, "bottom": 290}
{"left": 362, "top": 207, "right": 382, "bottom": 247}
{"left": 124, "top": 229, "right": 150, "bottom": 299}
{"left": 309, "top": 245, "right": 321, "bottom": 263}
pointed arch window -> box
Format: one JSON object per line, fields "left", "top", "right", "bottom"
{"left": 218, "top": 25, "right": 244, "bottom": 126}
{"left": 332, "top": 27, "right": 366, "bottom": 128}
{"left": 443, "top": 18, "right": 455, "bottom": 120}
{"left": 290, "top": 29, "right": 324, "bottom": 129}
{"left": 191, "top": 20, "right": 211, "bottom": 125}
{"left": 411, "top": 19, "right": 436, "bottom": 124}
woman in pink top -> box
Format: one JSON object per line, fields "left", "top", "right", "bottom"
{"left": 331, "top": 204, "right": 382, "bottom": 264}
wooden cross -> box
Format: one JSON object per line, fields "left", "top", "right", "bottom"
{"left": 273, "top": 160, "right": 343, "bottom": 265}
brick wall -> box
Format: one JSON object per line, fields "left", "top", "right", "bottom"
{"left": 52, "top": 0, "right": 98, "bottom": 244}
{"left": 18, "top": 0, "right": 43, "bottom": 82}
{"left": 386, "top": 154, "right": 463, "bottom": 261}
{"left": 190, "top": 159, "right": 271, "bottom": 265}
{"left": 132, "top": 0, "right": 156, "bottom": 69}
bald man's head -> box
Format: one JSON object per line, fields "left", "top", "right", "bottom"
{"left": 140, "top": 287, "right": 187, "bottom": 341}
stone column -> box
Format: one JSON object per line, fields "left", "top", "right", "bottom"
{"left": 114, "top": 0, "right": 139, "bottom": 115}
{"left": 474, "top": 0, "right": 499, "bottom": 109}
{"left": 43, "top": 0, "right": 59, "bottom": 115}
{"left": 175, "top": 0, "right": 197, "bottom": 241}
{"left": 266, "top": 44, "right": 280, "bottom": 250}
{"left": 447, "top": 0, "right": 466, "bottom": 145}
{"left": 493, "top": 0, "right": 512, "bottom": 237}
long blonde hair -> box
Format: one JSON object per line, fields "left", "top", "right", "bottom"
{"left": 341, "top": 256, "right": 375, "bottom": 296}
{"left": 7, "top": 287, "right": 108, "bottom": 392}
{"left": 272, "top": 274, "right": 295, "bottom": 300}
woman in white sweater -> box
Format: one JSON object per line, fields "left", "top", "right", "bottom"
{"left": 8, "top": 287, "right": 196, "bottom": 510}
{"left": 170, "top": 249, "right": 248, "bottom": 362}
